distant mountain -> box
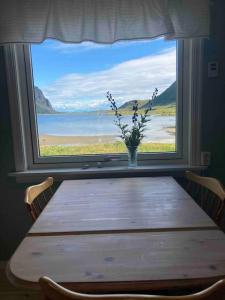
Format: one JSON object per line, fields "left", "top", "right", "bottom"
{"left": 34, "top": 86, "right": 56, "bottom": 114}
{"left": 33, "top": 82, "right": 176, "bottom": 114}
{"left": 118, "top": 82, "right": 176, "bottom": 111}
{"left": 143, "top": 82, "right": 176, "bottom": 108}
{"left": 119, "top": 99, "right": 149, "bottom": 110}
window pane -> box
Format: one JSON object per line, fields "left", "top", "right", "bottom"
{"left": 31, "top": 38, "right": 177, "bottom": 157}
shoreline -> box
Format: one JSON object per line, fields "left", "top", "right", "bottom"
{"left": 39, "top": 133, "right": 175, "bottom": 146}
{"left": 37, "top": 104, "right": 176, "bottom": 117}
{"left": 165, "top": 126, "right": 176, "bottom": 135}
{"left": 39, "top": 135, "right": 118, "bottom": 146}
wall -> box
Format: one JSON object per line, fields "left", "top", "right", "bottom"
{"left": 201, "top": 0, "right": 225, "bottom": 181}
{"left": 0, "top": 47, "right": 32, "bottom": 260}
{"left": 0, "top": 0, "right": 225, "bottom": 260}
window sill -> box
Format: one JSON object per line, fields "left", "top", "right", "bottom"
{"left": 9, "top": 164, "right": 206, "bottom": 183}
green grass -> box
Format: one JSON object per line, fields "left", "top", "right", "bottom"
{"left": 40, "top": 104, "right": 176, "bottom": 117}
{"left": 40, "top": 141, "right": 175, "bottom": 156}
{"left": 103, "top": 104, "right": 176, "bottom": 116}
{"left": 152, "top": 105, "right": 176, "bottom": 116}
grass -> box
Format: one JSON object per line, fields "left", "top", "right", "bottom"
{"left": 40, "top": 141, "right": 176, "bottom": 156}
{"left": 152, "top": 105, "right": 176, "bottom": 116}
{"left": 43, "top": 104, "right": 176, "bottom": 117}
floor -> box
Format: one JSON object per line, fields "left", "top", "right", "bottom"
{"left": 0, "top": 262, "right": 40, "bottom": 300}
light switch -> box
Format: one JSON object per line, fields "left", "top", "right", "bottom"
{"left": 208, "top": 61, "right": 218, "bottom": 78}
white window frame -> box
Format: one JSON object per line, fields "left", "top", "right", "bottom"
{"left": 4, "top": 39, "right": 202, "bottom": 172}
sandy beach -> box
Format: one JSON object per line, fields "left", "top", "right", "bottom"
{"left": 39, "top": 130, "right": 176, "bottom": 146}
{"left": 39, "top": 135, "right": 118, "bottom": 146}
{"left": 165, "top": 127, "right": 176, "bottom": 135}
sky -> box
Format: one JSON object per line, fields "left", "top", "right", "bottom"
{"left": 31, "top": 38, "right": 176, "bottom": 112}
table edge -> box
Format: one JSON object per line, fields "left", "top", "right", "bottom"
{"left": 6, "top": 259, "right": 224, "bottom": 293}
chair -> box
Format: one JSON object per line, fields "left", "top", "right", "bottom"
{"left": 24, "top": 177, "right": 54, "bottom": 221}
{"left": 185, "top": 171, "right": 225, "bottom": 224}
{"left": 39, "top": 276, "right": 225, "bottom": 300}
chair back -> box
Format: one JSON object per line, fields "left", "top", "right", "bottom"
{"left": 39, "top": 277, "right": 225, "bottom": 300}
{"left": 185, "top": 171, "right": 225, "bottom": 223}
{"left": 25, "top": 177, "right": 54, "bottom": 221}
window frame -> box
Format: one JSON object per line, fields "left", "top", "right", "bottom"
{"left": 4, "top": 39, "right": 202, "bottom": 172}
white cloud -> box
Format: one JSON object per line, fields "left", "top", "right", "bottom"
{"left": 43, "top": 47, "right": 176, "bottom": 111}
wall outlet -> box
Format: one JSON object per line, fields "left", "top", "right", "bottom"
{"left": 201, "top": 152, "right": 211, "bottom": 166}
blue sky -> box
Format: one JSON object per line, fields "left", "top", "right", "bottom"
{"left": 31, "top": 38, "right": 176, "bottom": 112}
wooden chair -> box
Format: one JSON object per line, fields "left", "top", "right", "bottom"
{"left": 185, "top": 171, "right": 225, "bottom": 224}
{"left": 39, "top": 277, "right": 225, "bottom": 300}
{"left": 25, "top": 177, "right": 54, "bottom": 221}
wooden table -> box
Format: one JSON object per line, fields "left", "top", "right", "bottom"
{"left": 8, "top": 177, "right": 225, "bottom": 293}
{"left": 29, "top": 177, "right": 216, "bottom": 235}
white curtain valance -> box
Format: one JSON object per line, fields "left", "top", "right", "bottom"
{"left": 0, "top": 0, "right": 209, "bottom": 44}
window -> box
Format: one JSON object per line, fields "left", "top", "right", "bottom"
{"left": 4, "top": 39, "right": 202, "bottom": 171}
{"left": 31, "top": 39, "right": 177, "bottom": 159}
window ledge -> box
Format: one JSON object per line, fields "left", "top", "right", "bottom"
{"left": 9, "top": 164, "right": 206, "bottom": 183}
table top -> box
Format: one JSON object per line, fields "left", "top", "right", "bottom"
{"left": 8, "top": 230, "right": 225, "bottom": 292}
{"left": 29, "top": 177, "right": 216, "bottom": 235}
{"left": 8, "top": 176, "right": 224, "bottom": 292}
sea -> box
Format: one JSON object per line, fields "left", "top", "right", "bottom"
{"left": 37, "top": 113, "right": 176, "bottom": 143}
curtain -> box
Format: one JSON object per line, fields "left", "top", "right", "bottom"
{"left": 0, "top": 0, "right": 209, "bottom": 44}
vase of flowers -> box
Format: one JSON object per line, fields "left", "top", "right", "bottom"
{"left": 127, "top": 145, "right": 138, "bottom": 167}
{"left": 107, "top": 89, "right": 158, "bottom": 168}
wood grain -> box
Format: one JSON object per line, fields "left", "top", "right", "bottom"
{"left": 29, "top": 177, "right": 216, "bottom": 235}
{"left": 186, "top": 171, "right": 225, "bottom": 201}
{"left": 185, "top": 171, "right": 225, "bottom": 225}
{"left": 8, "top": 230, "right": 225, "bottom": 292}
{"left": 25, "top": 177, "right": 54, "bottom": 221}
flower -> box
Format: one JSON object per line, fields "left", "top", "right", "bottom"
{"left": 106, "top": 89, "right": 158, "bottom": 148}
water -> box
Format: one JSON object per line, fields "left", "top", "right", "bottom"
{"left": 37, "top": 113, "right": 176, "bottom": 143}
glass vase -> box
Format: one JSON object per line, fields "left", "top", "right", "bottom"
{"left": 127, "top": 146, "right": 138, "bottom": 168}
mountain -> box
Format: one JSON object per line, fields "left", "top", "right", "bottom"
{"left": 142, "top": 82, "right": 176, "bottom": 108}
{"left": 118, "top": 82, "right": 176, "bottom": 111}
{"left": 34, "top": 86, "right": 56, "bottom": 114}
{"left": 33, "top": 82, "right": 176, "bottom": 113}
{"left": 119, "top": 100, "right": 149, "bottom": 110}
